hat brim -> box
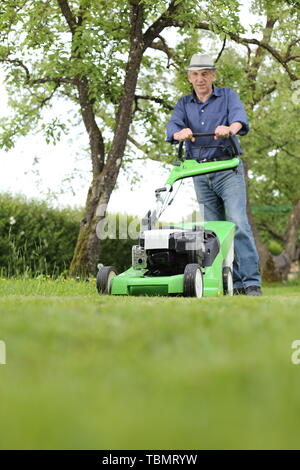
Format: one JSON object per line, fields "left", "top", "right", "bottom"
{"left": 187, "top": 65, "right": 217, "bottom": 71}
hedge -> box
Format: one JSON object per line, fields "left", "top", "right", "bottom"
{"left": 0, "top": 193, "right": 139, "bottom": 276}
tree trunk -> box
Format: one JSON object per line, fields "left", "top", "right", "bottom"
{"left": 69, "top": 172, "right": 112, "bottom": 276}
{"left": 69, "top": 3, "right": 145, "bottom": 276}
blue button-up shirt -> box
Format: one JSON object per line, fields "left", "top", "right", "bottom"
{"left": 166, "top": 86, "right": 249, "bottom": 161}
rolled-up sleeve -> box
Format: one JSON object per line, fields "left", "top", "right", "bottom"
{"left": 228, "top": 89, "right": 249, "bottom": 136}
{"left": 166, "top": 98, "right": 187, "bottom": 143}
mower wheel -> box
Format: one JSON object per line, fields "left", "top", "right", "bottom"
{"left": 96, "top": 266, "right": 117, "bottom": 294}
{"left": 183, "top": 264, "right": 203, "bottom": 298}
{"left": 223, "top": 266, "right": 233, "bottom": 296}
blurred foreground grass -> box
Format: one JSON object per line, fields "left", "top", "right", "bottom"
{"left": 0, "top": 278, "right": 300, "bottom": 449}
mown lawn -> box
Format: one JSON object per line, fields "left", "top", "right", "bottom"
{"left": 0, "top": 277, "right": 300, "bottom": 450}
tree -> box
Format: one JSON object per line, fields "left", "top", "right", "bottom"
{"left": 0, "top": 0, "right": 244, "bottom": 275}
{"left": 0, "top": 0, "right": 299, "bottom": 278}
{"left": 242, "top": 70, "right": 300, "bottom": 279}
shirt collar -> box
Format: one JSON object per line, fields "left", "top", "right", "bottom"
{"left": 189, "top": 85, "right": 221, "bottom": 102}
{"left": 212, "top": 85, "right": 222, "bottom": 96}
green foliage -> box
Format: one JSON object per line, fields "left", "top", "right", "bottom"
{"left": 0, "top": 0, "right": 132, "bottom": 150}
{"left": 0, "top": 193, "right": 139, "bottom": 276}
{"left": 244, "top": 71, "right": 300, "bottom": 206}
{"left": 267, "top": 239, "right": 283, "bottom": 255}
{"left": 41, "top": 118, "right": 69, "bottom": 145}
{"left": 0, "top": 193, "right": 82, "bottom": 276}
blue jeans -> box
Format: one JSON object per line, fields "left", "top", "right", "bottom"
{"left": 193, "top": 159, "right": 261, "bottom": 289}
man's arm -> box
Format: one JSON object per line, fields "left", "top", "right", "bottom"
{"left": 166, "top": 98, "right": 193, "bottom": 143}
{"left": 227, "top": 89, "right": 249, "bottom": 135}
{"left": 215, "top": 88, "right": 249, "bottom": 140}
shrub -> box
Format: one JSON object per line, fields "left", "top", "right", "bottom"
{"left": 0, "top": 193, "right": 82, "bottom": 276}
{"left": 0, "top": 193, "right": 140, "bottom": 276}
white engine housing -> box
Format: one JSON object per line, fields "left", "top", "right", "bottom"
{"left": 143, "top": 228, "right": 186, "bottom": 250}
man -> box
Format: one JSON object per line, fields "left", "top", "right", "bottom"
{"left": 166, "top": 53, "right": 262, "bottom": 296}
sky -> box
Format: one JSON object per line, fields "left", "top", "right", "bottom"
{"left": 0, "top": 1, "right": 258, "bottom": 223}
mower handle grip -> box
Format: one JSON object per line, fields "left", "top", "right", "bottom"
{"left": 177, "top": 132, "right": 239, "bottom": 161}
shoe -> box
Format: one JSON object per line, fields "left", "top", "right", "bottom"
{"left": 245, "top": 286, "right": 262, "bottom": 296}
{"left": 233, "top": 287, "right": 245, "bottom": 295}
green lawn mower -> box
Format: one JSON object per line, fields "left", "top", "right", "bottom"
{"left": 97, "top": 132, "right": 239, "bottom": 298}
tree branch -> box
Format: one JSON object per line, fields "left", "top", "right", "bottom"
{"left": 105, "top": 1, "right": 145, "bottom": 175}
{"left": 258, "top": 221, "right": 285, "bottom": 242}
{"left": 2, "top": 86, "right": 61, "bottom": 144}
{"left": 285, "top": 37, "right": 300, "bottom": 60}
{"left": 0, "top": 59, "right": 80, "bottom": 90}
{"left": 127, "top": 135, "right": 148, "bottom": 153}
{"left": 228, "top": 32, "right": 299, "bottom": 81}
{"left": 0, "top": 57, "right": 31, "bottom": 82}
{"left": 286, "top": 55, "right": 300, "bottom": 62}
{"left": 57, "top": 0, "right": 105, "bottom": 174}
{"left": 77, "top": 0, "right": 91, "bottom": 26}
{"left": 77, "top": 78, "right": 105, "bottom": 174}
{"left": 246, "top": 17, "right": 277, "bottom": 88}
{"left": 143, "top": 0, "right": 185, "bottom": 51}
{"left": 38, "top": 83, "right": 60, "bottom": 106}
{"left": 30, "top": 76, "right": 79, "bottom": 85}
{"left": 215, "top": 36, "right": 227, "bottom": 63}
{"left": 135, "top": 94, "right": 173, "bottom": 111}
{"left": 280, "top": 147, "right": 300, "bottom": 160}
{"left": 150, "top": 36, "right": 174, "bottom": 67}
{"left": 57, "top": 0, "right": 77, "bottom": 34}
{"left": 168, "top": 17, "right": 299, "bottom": 81}
{"left": 266, "top": 137, "right": 300, "bottom": 160}
{"left": 245, "top": 43, "right": 252, "bottom": 67}
{"left": 253, "top": 81, "right": 277, "bottom": 105}
{"left": 251, "top": 136, "right": 300, "bottom": 161}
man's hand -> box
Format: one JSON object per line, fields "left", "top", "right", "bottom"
{"left": 214, "top": 122, "right": 242, "bottom": 139}
{"left": 214, "top": 125, "right": 232, "bottom": 140}
{"left": 173, "top": 128, "right": 195, "bottom": 142}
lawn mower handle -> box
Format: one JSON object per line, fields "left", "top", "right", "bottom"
{"left": 177, "top": 132, "right": 239, "bottom": 161}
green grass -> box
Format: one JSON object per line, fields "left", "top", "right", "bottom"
{"left": 1, "top": 277, "right": 300, "bottom": 449}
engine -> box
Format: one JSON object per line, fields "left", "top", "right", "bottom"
{"left": 132, "top": 226, "right": 220, "bottom": 276}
